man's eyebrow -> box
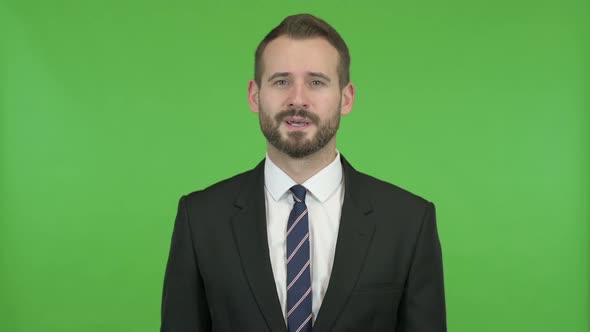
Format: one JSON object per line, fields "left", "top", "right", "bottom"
{"left": 309, "top": 72, "right": 331, "bottom": 82}
{"left": 267, "top": 72, "right": 291, "bottom": 82}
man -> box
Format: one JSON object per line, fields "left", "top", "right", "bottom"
{"left": 161, "top": 14, "right": 446, "bottom": 332}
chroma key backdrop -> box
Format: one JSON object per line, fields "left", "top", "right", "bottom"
{"left": 1, "top": 0, "right": 588, "bottom": 331}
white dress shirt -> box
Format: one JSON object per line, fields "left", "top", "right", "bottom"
{"left": 264, "top": 152, "right": 344, "bottom": 324}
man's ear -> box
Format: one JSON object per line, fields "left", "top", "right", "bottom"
{"left": 340, "top": 82, "right": 355, "bottom": 115}
{"left": 248, "top": 80, "right": 260, "bottom": 113}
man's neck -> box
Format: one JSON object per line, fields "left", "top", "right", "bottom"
{"left": 266, "top": 143, "right": 338, "bottom": 184}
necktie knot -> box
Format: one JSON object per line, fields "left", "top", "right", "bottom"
{"left": 290, "top": 185, "right": 307, "bottom": 203}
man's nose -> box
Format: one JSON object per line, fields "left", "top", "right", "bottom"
{"left": 287, "top": 82, "right": 309, "bottom": 109}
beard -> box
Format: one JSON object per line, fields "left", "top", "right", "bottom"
{"left": 259, "top": 104, "right": 341, "bottom": 159}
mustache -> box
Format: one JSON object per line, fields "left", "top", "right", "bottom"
{"left": 274, "top": 109, "right": 320, "bottom": 124}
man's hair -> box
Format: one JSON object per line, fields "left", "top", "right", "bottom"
{"left": 254, "top": 14, "right": 350, "bottom": 89}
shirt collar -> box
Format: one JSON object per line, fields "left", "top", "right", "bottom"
{"left": 264, "top": 151, "right": 343, "bottom": 203}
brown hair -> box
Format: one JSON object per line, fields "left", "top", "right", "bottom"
{"left": 254, "top": 14, "right": 351, "bottom": 88}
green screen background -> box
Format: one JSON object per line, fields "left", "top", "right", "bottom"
{"left": 1, "top": 0, "right": 588, "bottom": 331}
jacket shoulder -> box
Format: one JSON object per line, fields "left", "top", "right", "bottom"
{"left": 183, "top": 166, "right": 259, "bottom": 205}
{"left": 354, "top": 169, "right": 432, "bottom": 210}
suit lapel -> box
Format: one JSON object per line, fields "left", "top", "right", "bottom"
{"left": 313, "top": 156, "right": 376, "bottom": 332}
{"left": 231, "top": 160, "right": 288, "bottom": 332}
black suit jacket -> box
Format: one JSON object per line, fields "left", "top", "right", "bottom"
{"left": 161, "top": 156, "right": 446, "bottom": 331}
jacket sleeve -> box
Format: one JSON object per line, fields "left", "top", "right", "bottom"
{"left": 161, "top": 195, "right": 212, "bottom": 332}
{"left": 397, "top": 202, "right": 447, "bottom": 331}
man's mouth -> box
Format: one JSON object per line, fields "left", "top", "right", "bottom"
{"left": 286, "top": 120, "right": 310, "bottom": 127}
{"left": 284, "top": 116, "right": 311, "bottom": 128}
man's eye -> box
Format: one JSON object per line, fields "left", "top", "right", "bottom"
{"left": 310, "top": 80, "right": 324, "bottom": 87}
{"left": 274, "top": 80, "right": 288, "bottom": 86}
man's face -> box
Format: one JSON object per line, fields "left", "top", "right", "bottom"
{"left": 248, "top": 36, "right": 354, "bottom": 159}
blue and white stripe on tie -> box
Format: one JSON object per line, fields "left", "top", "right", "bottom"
{"left": 286, "top": 185, "right": 312, "bottom": 332}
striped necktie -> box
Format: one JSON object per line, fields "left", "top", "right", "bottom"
{"left": 286, "top": 185, "right": 313, "bottom": 332}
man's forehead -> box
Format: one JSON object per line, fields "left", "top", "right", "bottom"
{"left": 263, "top": 36, "right": 339, "bottom": 58}
{"left": 267, "top": 71, "right": 332, "bottom": 82}
{"left": 261, "top": 36, "right": 340, "bottom": 77}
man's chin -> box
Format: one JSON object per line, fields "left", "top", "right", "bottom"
{"left": 284, "top": 130, "right": 308, "bottom": 140}
{"left": 283, "top": 148, "right": 318, "bottom": 159}
{"left": 271, "top": 139, "right": 318, "bottom": 159}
